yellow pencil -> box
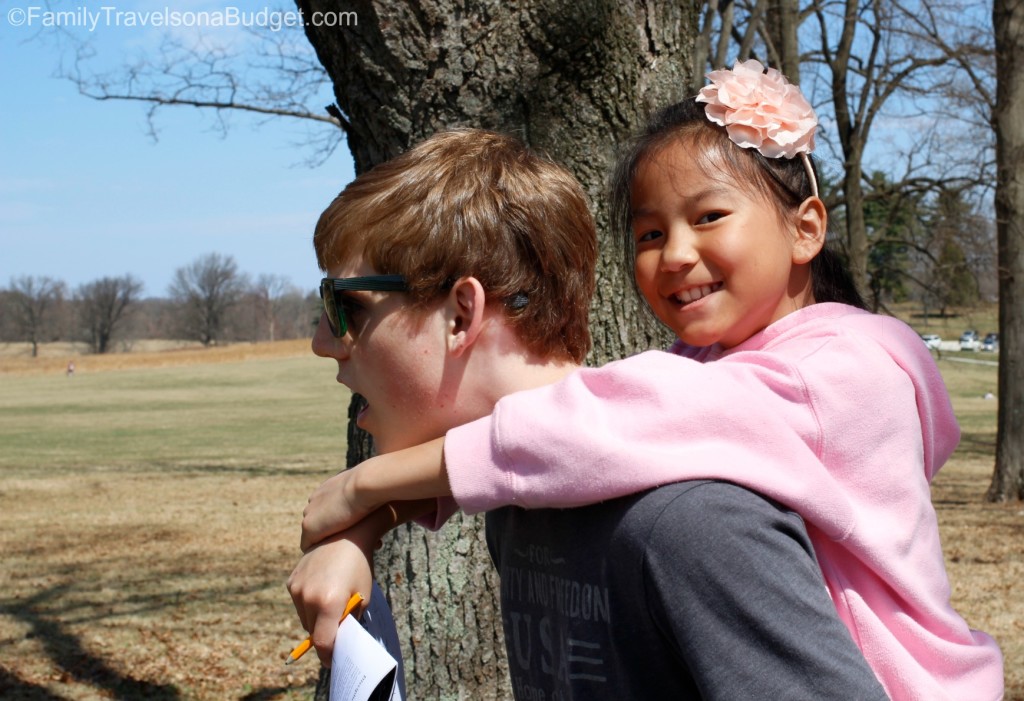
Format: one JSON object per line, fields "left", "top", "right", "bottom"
{"left": 285, "top": 592, "right": 365, "bottom": 665}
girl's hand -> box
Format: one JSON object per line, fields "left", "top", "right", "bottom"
{"left": 301, "top": 467, "right": 373, "bottom": 552}
{"left": 301, "top": 438, "right": 450, "bottom": 552}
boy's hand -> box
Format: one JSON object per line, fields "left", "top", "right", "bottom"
{"left": 289, "top": 500, "right": 436, "bottom": 667}
{"left": 287, "top": 516, "right": 383, "bottom": 667}
{"left": 301, "top": 438, "right": 450, "bottom": 552}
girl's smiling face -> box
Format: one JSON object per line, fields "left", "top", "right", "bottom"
{"left": 630, "top": 138, "right": 823, "bottom": 349}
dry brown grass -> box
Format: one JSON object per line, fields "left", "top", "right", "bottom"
{"left": 0, "top": 340, "right": 1020, "bottom": 700}
{"left": 0, "top": 339, "right": 311, "bottom": 377}
{"left": 0, "top": 467, "right": 324, "bottom": 700}
{"left": 0, "top": 340, "right": 333, "bottom": 700}
{"left": 933, "top": 457, "right": 1023, "bottom": 700}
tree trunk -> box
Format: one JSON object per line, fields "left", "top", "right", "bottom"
{"left": 765, "top": 0, "right": 800, "bottom": 83}
{"left": 296, "top": 1, "right": 694, "bottom": 697}
{"left": 844, "top": 154, "right": 871, "bottom": 303}
{"left": 989, "top": 0, "right": 1024, "bottom": 502}
{"left": 821, "top": 0, "right": 870, "bottom": 300}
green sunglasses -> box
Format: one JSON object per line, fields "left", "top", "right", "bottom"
{"left": 319, "top": 275, "right": 409, "bottom": 338}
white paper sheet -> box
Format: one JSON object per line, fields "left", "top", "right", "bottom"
{"left": 329, "top": 615, "right": 398, "bottom": 701}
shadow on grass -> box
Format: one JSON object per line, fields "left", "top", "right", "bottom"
{"left": 0, "top": 665, "right": 66, "bottom": 701}
{"left": 0, "top": 586, "right": 181, "bottom": 701}
{"left": 240, "top": 686, "right": 307, "bottom": 701}
{"left": 173, "top": 462, "right": 331, "bottom": 478}
{"left": 910, "top": 311, "right": 960, "bottom": 320}
{"left": 3, "top": 461, "right": 335, "bottom": 481}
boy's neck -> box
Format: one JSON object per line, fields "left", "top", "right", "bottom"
{"left": 474, "top": 353, "right": 579, "bottom": 404}
{"left": 455, "top": 309, "right": 580, "bottom": 405}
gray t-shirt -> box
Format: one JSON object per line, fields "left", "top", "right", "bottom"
{"left": 486, "top": 479, "right": 888, "bottom": 700}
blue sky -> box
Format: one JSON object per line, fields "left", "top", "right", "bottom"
{"left": 1, "top": 3, "right": 983, "bottom": 302}
{"left": 1, "top": 2, "right": 355, "bottom": 298}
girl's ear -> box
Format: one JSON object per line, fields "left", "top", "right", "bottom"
{"left": 792, "top": 196, "right": 827, "bottom": 264}
{"left": 446, "top": 277, "right": 487, "bottom": 357}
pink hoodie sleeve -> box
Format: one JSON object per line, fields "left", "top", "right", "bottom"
{"left": 413, "top": 497, "right": 460, "bottom": 531}
{"left": 445, "top": 348, "right": 859, "bottom": 540}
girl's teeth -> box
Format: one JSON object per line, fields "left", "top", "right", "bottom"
{"left": 677, "top": 284, "right": 718, "bottom": 304}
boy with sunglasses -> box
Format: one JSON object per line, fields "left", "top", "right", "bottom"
{"left": 290, "top": 129, "right": 887, "bottom": 699}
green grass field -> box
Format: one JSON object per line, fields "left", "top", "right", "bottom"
{"left": 0, "top": 342, "right": 1020, "bottom": 699}
{"left": 0, "top": 354, "right": 348, "bottom": 474}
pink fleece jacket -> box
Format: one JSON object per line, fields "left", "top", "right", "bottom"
{"left": 444, "top": 303, "right": 1003, "bottom": 700}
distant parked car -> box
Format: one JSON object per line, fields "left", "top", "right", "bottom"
{"left": 960, "top": 330, "right": 980, "bottom": 351}
{"left": 921, "top": 334, "right": 942, "bottom": 350}
{"left": 981, "top": 333, "right": 999, "bottom": 352}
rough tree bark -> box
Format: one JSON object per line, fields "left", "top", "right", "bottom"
{"left": 990, "top": 0, "right": 1024, "bottom": 501}
{"left": 294, "top": 1, "right": 694, "bottom": 697}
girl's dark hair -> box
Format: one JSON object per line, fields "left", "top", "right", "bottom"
{"left": 609, "top": 98, "right": 866, "bottom": 310}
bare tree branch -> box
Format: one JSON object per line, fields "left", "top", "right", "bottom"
{"left": 54, "top": 12, "right": 345, "bottom": 166}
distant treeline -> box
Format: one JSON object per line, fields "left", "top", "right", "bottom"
{"left": 1, "top": 253, "right": 319, "bottom": 357}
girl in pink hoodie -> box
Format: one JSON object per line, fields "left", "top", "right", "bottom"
{"left": 300, "top": 60, "right": 1004, "bottom": 700}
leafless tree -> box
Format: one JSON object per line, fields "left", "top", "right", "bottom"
{"left": 805, "top": 0, "right": 972, "bottom": 296}
{"left": 692, "top": 0, "right": 800, "bottom": 88}
{"left": 852, "top": 0, "right": 1023, "bottom": 501}
{"left": 231, "top": 274, "right": 310, "bottom": 342}
{"left": 2, "top": 276, "right": 65, "bottom": 357}
{"left": 75, "top": 275, "right": 144, "bottom": 354}
{"left": 249, "top": 273, "right": 297, "bottom": 342}
{"left": 168, "top": 253, "right": 244, "bottom": 346}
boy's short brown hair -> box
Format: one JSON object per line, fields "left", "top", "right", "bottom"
{"left": 313, "top": 129, "right": 597, "bottom": 363}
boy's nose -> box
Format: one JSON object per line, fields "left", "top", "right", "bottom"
{"left": 311, "top": 312, "right": 351, "bottom": 359}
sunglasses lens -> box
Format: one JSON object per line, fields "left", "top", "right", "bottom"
{"left": 320, "top": 281, "right": 345, "bottom": 337}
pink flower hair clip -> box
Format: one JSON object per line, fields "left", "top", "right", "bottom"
{"left": 696, "top": 59, "right": 819, "bottom": 198}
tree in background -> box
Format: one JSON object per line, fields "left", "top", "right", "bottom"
{"left": 991, "top": 0, "right": 1024, "bottom": 500}
{"left": 924, "top": 190, "right": 986, "bottom": 314}
{"left": 930, "top": 239, "right": 978, "bottom": 312}
{"left": 168, "top": 253, "right": 244, "bottom": 347}
{"left": 74, "top": 275, "right": 144, "bottom": 354}
{"left": 863, "top": 171, "right": 917, "bottom": 309}
{"left": 693, "top": 0, "right": 801, "bottom": 89}
{"left": 251, "top": 273, "right": 296, "bottom": 342}
{"left": 231, "top": 275, "right": 313, "bottom": 343}
{"left": 2, "top": 276, "right": 65, "bottom": 357}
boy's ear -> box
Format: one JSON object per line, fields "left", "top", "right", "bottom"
{"left": 446, "top": 276, "right": 487, "bottom": 357}
{"left": 792, "top": 196, "right": 827, "bottom": 264}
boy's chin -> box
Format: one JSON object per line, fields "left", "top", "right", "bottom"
{"left": 373, "top": 430, "right": 446, "bottom": 455}
{"left": 371, "top": 435, "right": 401, "bottom": 454}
